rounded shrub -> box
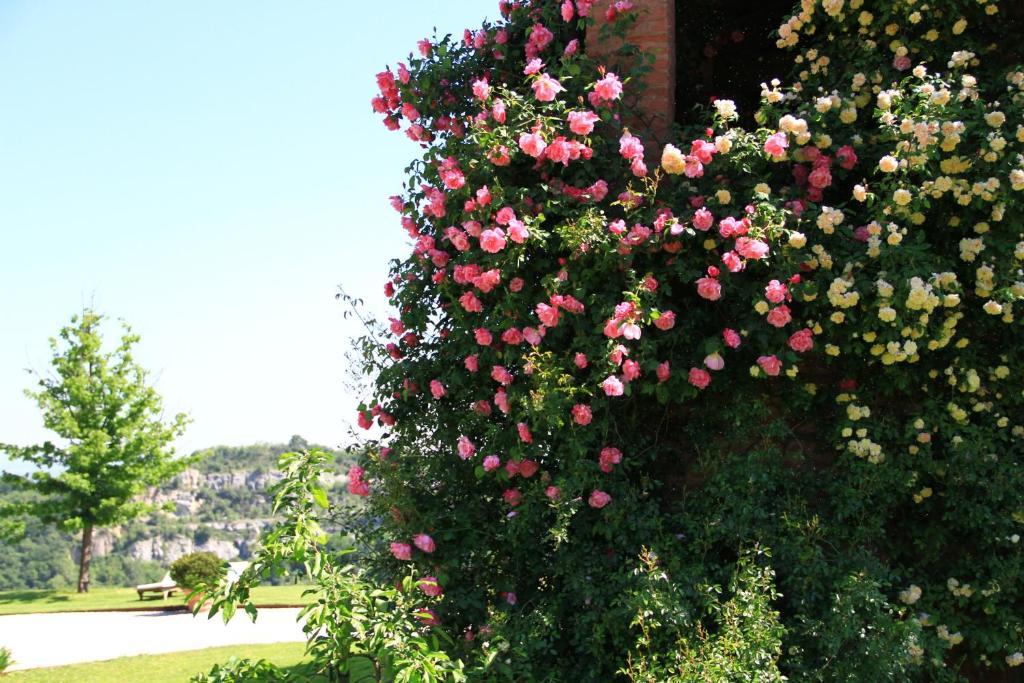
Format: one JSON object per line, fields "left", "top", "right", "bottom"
{"left": 170, "top": 551, "right": 224, "bottom": 591}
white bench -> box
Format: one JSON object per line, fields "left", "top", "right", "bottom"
{"left": 135, "top": 571, "right": 178, "bottom": 600}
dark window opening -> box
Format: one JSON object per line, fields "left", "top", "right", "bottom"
{"left": 675, "top": 0, "right": 795, "bottom": 128}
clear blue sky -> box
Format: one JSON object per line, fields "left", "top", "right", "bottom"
{"left": 0, "top": 1, "right": 490, "bottom": 462}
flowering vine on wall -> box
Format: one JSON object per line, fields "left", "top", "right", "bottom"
{"left": 349, "top": 0, "right": 1023, "bottom": 679}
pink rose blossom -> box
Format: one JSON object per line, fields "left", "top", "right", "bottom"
{"left": 532, "top": 73, "right": 565, "bottom": 102}
{"left": 735, "top": 237, "right": 770, "bottom": 260}
{"left": 723, "top": 328, "right": 742, "bottom": 348}
{"left": 574, "top": 353, "right": 588, "bottom": 369}
{"left": 836, "top": 145, "right": 858, "bottom": 170}
{"left": 688, "top": 367, "right": 711, "bottom": 389}
{"left": 494, "top": 388, "right": 510, "bottom": 413}
{"left": 480, "top": 228, "right": 507, "bottom": 253}
{"left": 390, "top": 542, "right": 413, "bottom": 561}
{"left": 459, "top": 291, "right": 483, "bottom": 313}
{"left": 593, "top": 73, "right": 623, "bottom": 102}
{"left": 697, "top": 277, "right": 722, "bottom": 301}
{"left": 602, "top": 375, "right": 625, "bottom": 396}
{"left": 413, "top": 534, "right": 436, "bottom": 553}
{"left": 766, "top": 305, "right": 792, "bottom": 328}
{"left": 483, "top": 455, "right": 501, "bottom": 472}
{"left": 523, "top": 58, "right": 544, "bottom": 75}
{"left": 347, "top": 466, "right": 370, "bottom": 497}
{"left": 509, "top": 277, "right": 525, "bottom": 292}
{"left": 419, "top": 576, "right": 444, "bottom": 597}
{"left": 757, "top": 355, "right": 782, "bottom": 376}
{"left": 764, "top": 131, "right": 789, "bottom": 158}
{"left": 429, "top": 380, "right": 446, "bottom": 399}
{"left": 693, "top": 207, "right": 714, "bottom": 231}
{"left": 657, "top": 361, "right": 671, "bottom": 382}
{"left": 472, "top": 79, "right": 491, "bottom": 101}
{"left": 599, "top": 447, "right": 623, "bottom": 473}
{"left": 568, "top": 110, "right": 600, "bottom": 136}
{"left": 503, "top": 488, "right": 522, "bottom": 506}
{"left": 465, "top": 354, "right": 480, "bottom": 371}
{"left": 788, "top": 328, "right": 814, "bottom": 352}
{"left": 704, "top": 353, "right": 725, "bottom": 371}
{"left": 523, "top": 327, "right": 542, "bottom": 345}
{"left": 622, "top": 360, "right": 641, "bottom": 382}
{"left": 621, "top": 323, "right": 641, "bottom": 340}
{"left": 572, "top": 403, "right": 593, "bottom": 425}
{"left": 518, "top": 132, "right": 548, "bottom": 158}
{"left": 765, "top": 279, "right": 789, "bottom": 303}
{"left": 491, "top": 365, "right": 513, "bottom": 385}
{"left": 457, "top": 436, "right": 476, "bottom": 460}
{"left": 545, "top": 485, "right": 560, "bottom": 499}
{"left": 561, "top": 0, "right": 575, "bottom": 21}
{"left": 518, "top": 459, "right": 539, "bottom": 478}
{"left": 536, "top": 302, "right": 560, "bottom": 327}
{"left": 588, "top": 490, "right": 612, "bottom": 508}
{"left": 517, "top": 422, "right": 533, "bottom": 443}
{"left": 722, "top": 251, "right": 744, "bottom": 273}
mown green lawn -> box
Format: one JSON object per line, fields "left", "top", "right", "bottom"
{"left": 6, "top": 642, "right": 322, "bottom": 682}
{"left": 0, "top": 584, "right": 312, "bottom": 615}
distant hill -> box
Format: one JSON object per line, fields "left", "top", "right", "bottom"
{"left": 0, "top": 436, "right": 355, "bottom": 590}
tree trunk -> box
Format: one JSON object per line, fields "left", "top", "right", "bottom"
{"left": 77, "top": 524, "right": 93, "bottom": 593}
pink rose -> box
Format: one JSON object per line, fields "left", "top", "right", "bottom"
{"left": 721, "top": 251, "right": 744, "bottom": 273}
{"left": 561, "top": 0, "right": 574, "bottom": 21}
{"left": 518, "top": 132, "right": 548, "bottom": 158}
{"left": 429, "top": 380, "right": 446, "bottom": 399}
{"left": 532, "top": 73, "right": 565, "bottom": 102}
{"left": 509, "top": 277, "right": 525, "bottom": 292}
{"left": 503, "top": 488, "right": 522, "bottom": 506}
{"left": 465, "top": 354, "right": 480, "bottom": 372}
{"left": 472, "top": 79, "right": 491, "bottom": 101}
{"left": 480, "top": 228, "right": 507, "bottom": 253}
{"left": 545, "top": 485, "right": 560, "bottom": 499}
{"left": 654, "top": 310, "right": 676, "bottom": 330}
{"left": 523, "top": 327, "right": 542, "bottom": 345}
{"left": 593, "top": 73, "right": 623, "bottom": 102}
{"left": 457, "top": 436, "right": 476, "bottom": 460}
{"left": 657, "top": 361, "right": 671, "bottom": 382}
{"left": 419, "top": 576, "right": 443, "bottom": 597}
{"left": 622, "top": 360, "right": 641, "bottom": 382}
{"left": 347, "top": 466, "right": 370, "bottom": 497}
{"left": 413, "top": 533, "right": 436, "bottom": 553}
{"left": 735, "top": 237, "right": 770, "bottom": 260}
{"left": 518, "top": 459, "right": 539, "bottom": 478}
{"left": 693, "top": 207, "right": 714, "bottom": 231}
{"left": 474, "top": 328, "right": 493, "bottom": 346}
{"left": 788, "top": 328, "right": 814, "bottom": 353}
{"left": 836, "top": 145, "right": 858, "bottom": 170}
{"left": 697, "top": 277, "right": 722, "bottom": 301}
{"left": 808, "top": 165, "right": 832, "bottom": 189}
{"left": 601, "top": 375, "right": 624, "bottom": 396}
{"left": 588, "top": 490, "right": 612, "bottom": 508}
{"left": 704, "top": 353, "right": 724, "bottom": 371}
{"left": 574, "top": 352, "right": 588, "bottom": 369}
{"left": 599, "top": 447, "right": 622, "bottom": 473}
{"left": 523, "top": 58, "right": 544, "bottom": 76}
{"left": 483, "top": 455, "right": 501, "bottom": 472}
{"left": 390, "top": 542, "right": 413, "bottom": 561}
{"left": 765, "top": 279, "right": 788, "bottom": 303}
{"left": 757, "top": 355, "right": 782, "bottom": 376}
{"left": 572, "top": 403, "right": 593, "bottom": 425}
{"left": 568, "top": 110, "right": 600, "bottom": 136}
{"left": 491, "top": 365, "right": 513, "bottom": 385}
{"left": 723, "top": 328, "right": 742, "bottom": 348}
{"left": 494, "top": 389, "right": 510, "bottom": 413}
{"left": 536, "top": 302, "right": 560, "bottom": 327}
{"left": 517, "top": 422, "right": 533, "bottom": 443}
{"left": 766, "top": 305, "right": 792, "bottom": 328}
{"left": 688, "top": 367, "right": 711, "bottom": 389}
{"left": 764, "top": 131, "right": 788, "bottom": 158}
{"left": 619, "top": 132, "right": 644, "bottom": 161}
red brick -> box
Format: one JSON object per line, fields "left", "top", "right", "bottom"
{"left": 587, "top": 0, "right": 676, "bottom": 146}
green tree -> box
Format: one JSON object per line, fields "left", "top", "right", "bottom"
{"left": 0, "top": 309, "right": 189, "bottom": 592}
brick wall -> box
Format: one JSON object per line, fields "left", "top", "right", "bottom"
{"left": 587, "top": 0, "right": 676, "bottom": 145}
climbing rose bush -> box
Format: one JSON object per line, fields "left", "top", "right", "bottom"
{"left": 347, "top": 0, "right": 1024, "bottom": 679}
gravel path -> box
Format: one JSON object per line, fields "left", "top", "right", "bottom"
{"left": 0, "top": 608, "right": 305, "bottom": 671}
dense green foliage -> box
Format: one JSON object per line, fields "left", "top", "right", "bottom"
{"left": 0, "top": 310, "right": 189, "bottom": 592}
{"left": 170, "top": 551, "right": 225, "bottom": 590}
